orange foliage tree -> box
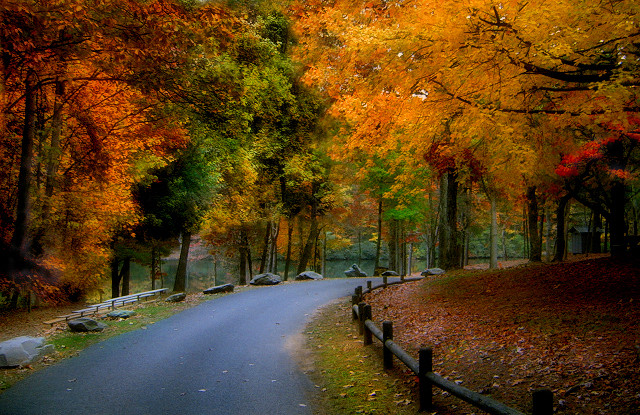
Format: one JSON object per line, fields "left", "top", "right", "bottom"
{"left": 290, "top": 0, "right": 639, "bottom": 262}
{"left": 0, "top": 0, "right": 228, "bottom": 302}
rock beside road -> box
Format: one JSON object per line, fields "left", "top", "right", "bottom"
{"left": 165, "top": 293, "right": 187, "bottom": 302}
{"left": 203, "top": 284, "right": 235, "bottom": 294}
{"left": 0, "top": 336, "right": 54, "bottom": 368}
{"left": 421, "top": 268, "right": 446, "bottom": 276}
{"left": 68, "top": 318, "right": 107, "bottom": 332}
{"left": 250, "top": 273, "right": 282, "bottom": 285}
{"left": 295, "top": 271, "right": 323, "bottom": 281}
{"left": 344, "top": 264, "right": 367, "bottom": 278}
{"left": 106, "top": 310, "right": 136, "bottom": 319}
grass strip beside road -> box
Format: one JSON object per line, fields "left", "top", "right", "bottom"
{"left": 304, "top": 298, "right": 420, "bottom": 415}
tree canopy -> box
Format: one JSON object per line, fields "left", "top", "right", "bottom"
{"left": 1, "top": 0, "right": 638, "bottom": 305}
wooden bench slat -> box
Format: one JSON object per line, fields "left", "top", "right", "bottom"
{"left": 44, "top": 288, "right": 169, "bottom": 326}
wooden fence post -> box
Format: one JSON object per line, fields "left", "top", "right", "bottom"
{"left": 532, "top": 389, "right": 553, "bottom": 415}
{"left": 419, "top": 347, "right": 433, "bottom": 411}
{"left": 351, "top": 295, "right": 358, "bottom": 320}
{"left": 383, "top": 276, "right": 388, "bottom": 288}
{"left": 363, "top": 304, "right": 372, "bottom": 345}
{"left": 383, "top": 321, "right": 393, "bottom": 369}
{"left": 355, "top": 286, "right": 363, "bottom": 303}
{"left": 367, "top": 280, "right": 372, "bottom": 292}
{"left": 358, "top": 302, "right": 365, "bottom": 335}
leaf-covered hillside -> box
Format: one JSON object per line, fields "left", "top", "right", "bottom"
{"left": 366, "top": 257, "right": 640, "bottom": 414}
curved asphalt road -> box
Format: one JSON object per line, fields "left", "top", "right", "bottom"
{"left": 0, "top": 278, "right": 380, "bottom": 415}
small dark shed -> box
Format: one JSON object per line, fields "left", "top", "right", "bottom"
{"left": 569, "top": 226, "right": 602, "bottom": 254}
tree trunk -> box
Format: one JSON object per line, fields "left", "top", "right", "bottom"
{"left": 489, "top": 195, "right": 498, "bottom": 269}
{"left": 501, "top": 228, "right": 507, "bottom": 261}
{"left": 539, "top": 207, "right": 545, "bottom": 258}
{"left": 45, "top": 79, "right": 64, "bottom": 200}
{"left": 259, "top": 221, "right": 271, "bottom": 274}
{"left": 527, "top": 186, "right": 542, "bottom": 262}
{"left": 460, "top": 187, "right": 471, "bottom": 267}
{"left": 464, "top": 232, "right": 470, "bottom": 266}
{"left": 400, "top": 225, "right": 407, "bottom": 276}
{"left": 312, "top": 230, "right": 320, "bottom": 272}
{"left": 605, "top": 136, "right": 628, "bottom": 257}
{"left": 609, "top": 180, "right": 627, "bottom": 257}
{"left": 545, "top": 207, "right": 552, "bottom": 261}
{"left": 297, "top": 225, "right": 317, "bottom": 274}
{"left": 438, "top": 171, "right": 460, "bottom": 269}
{"left": 10, "top": 291, "right": 20, "bottom": 310}
{"left": 151, "top": 246, "right": 157, "bottom": 290}
{"left": 245, "top": 228, "right": 253, "bottom": 280}
{"left": 266, "top": 219, "right": 279, "bottom": 274}
{"left": 522, "top": 207, "right": 529, "bottom": 259}
{"left": 592, "top": 212, "right": 602, "bottom": 253}
{"left": 374, "top": 196, "right": 383, "bottom": 272}
{"left": 111, "top": 257, "right": 121, "bottom": 298}
{"left": 271, "top": 220, "right": 279, "bottom": 274}
{"left": 553, "top": 195, "right": 570, "bottom": 262}
{"left": 297, "top": 215, "right": 304, "bottom": 271}
{"left": 357, "top": 230, "right": 362, "bottom": 266}
{"left": 284, "top": 219, "right": 293, "bottom": 281}
{"left": 121, "top": 257, "right": 131, "bottom": 296}
{"left": 297, "top": 191, "right": 320, "bottom": 274}
{"left": 173, "top": 230, "right": 191, "bottom": 292}
{"left": 424, "top": 237, "right": 432, "bottom": 269}
{"left": 321, "top": 231, "right": 327, "bottom": 277}
{"left": 388, "top": 219, "right": 398, "bottom": 272}
{"left": 425, "top": 190, "right": 438, "bottom": 269}
{"left": 239, "top": 243, "right": 248, "bottom": 286}
{"left": 11, "top": 71, "right": 38, "bottom": 257}
{"left": 32, "top": 77, "right": 65, "bottom": 255}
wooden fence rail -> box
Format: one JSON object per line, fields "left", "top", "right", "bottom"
{"left": 351, "top": 282, "right": 554, "bottom": 415}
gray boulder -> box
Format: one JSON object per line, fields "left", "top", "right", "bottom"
{"left": 421, "top": 268, "right": 446, "bottom": 276}
{"left": 165, "top": 293, "right": 187, "bottom": 302}
{"left": 0, "top": 336, "right": 54, "bottom": 368}
{"left": 295, "top": 271, "right": 324, "bottom": 281}
{"left": 250, "top": 273, "right": 282, "bottom": 285}
{"left": 344, "top": 264, "right": 367, "bottom": 278}
{"left": 106, "top": 310, "right": 136, "bottom": 319}
{"left": 68, "top": 318, "right": 107, "bottom": 332}
{"left": 373, "top": 267, "right": 388, "bottom": 276}
{"left": 203, "top": 283, "right": 235, "bottom": 294}
{"left": 382, "top": 270, "right": 399, "bottom": 276}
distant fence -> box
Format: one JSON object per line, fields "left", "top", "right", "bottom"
{"left": 350, "top": 280, "right": 553, "bottom": 415}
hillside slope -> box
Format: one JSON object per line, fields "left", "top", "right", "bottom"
{"left": 365, "top": 257, "right": 640, "bottom": 414}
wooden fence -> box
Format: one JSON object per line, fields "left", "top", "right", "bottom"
{"left": 351, "top": 280, "right": 554, "bottom": 415}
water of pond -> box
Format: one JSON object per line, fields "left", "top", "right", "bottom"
{"left": 119, "top": 258, "right": 429, "bottom": 294}
{"left": 109, "top": 255, "right": 505, "bottom": 297}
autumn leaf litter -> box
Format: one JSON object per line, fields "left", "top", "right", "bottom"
{"left": 364, "top": 256, "right": 640, "bottom": 414}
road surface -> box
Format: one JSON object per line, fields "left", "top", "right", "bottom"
{"left": 0, "top": 278, "right": 379, "bottom": 415}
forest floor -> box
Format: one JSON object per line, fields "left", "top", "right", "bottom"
{"left": 357, "top": 254, "right": 640, "bottom": 414}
